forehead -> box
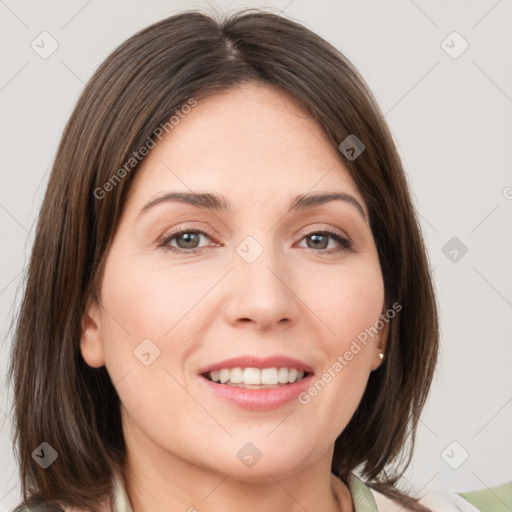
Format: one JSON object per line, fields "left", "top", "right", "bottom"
{"left": 126, "top": 81, "right": 363, "bottom": 211}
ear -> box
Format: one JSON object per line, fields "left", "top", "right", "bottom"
{"left": 80, "top": 296, "right": 106, "bottom": 368}
{"left": 370, "top": 310, "right": 390, "bottom": 371}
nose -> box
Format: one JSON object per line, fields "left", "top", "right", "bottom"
{"left": 223, "top": 244, "right": 300, "bottom": 331}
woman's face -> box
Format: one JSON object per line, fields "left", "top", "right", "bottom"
{"left": 81, "top": 81, "right": 387, "bottom": 480}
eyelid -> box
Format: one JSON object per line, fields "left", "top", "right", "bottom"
{"left": 157, "top": 223, "right": 355, "bottom": 253}
{"left": 158, "top": 224, "right": 348, "bottom": 243}
{"left": 156, "top": 224, "right": 217, "bottom": 248}
{"left": 296, "top": 226, "right": 355, "bottom": 253}
{"left": 296, "top": 224, "right": 349, "bottom": 241}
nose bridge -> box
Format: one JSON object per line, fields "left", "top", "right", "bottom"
{"left": 227, "top": 231, "right": 298, "bottom": 326}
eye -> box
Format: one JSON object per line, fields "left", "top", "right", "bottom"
{"left": 297, "top": 229, "right": 352, "bottom": 253}
{"left": 159, "top": 229, "right": 215, "bottom": 253}
{"left": 158, "top": 227, "right": 353, "bottom": 254}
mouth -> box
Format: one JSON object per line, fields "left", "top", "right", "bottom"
{"left": 197, "top": 355, "right": 315, "bottom": 409}
{"left": 201, "top": 367, "right": 312, "bottom": 389}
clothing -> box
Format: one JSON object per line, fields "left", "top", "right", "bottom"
{"left": 345, "top": 473, "right": 481, "bottom": 511}
{"left": 109, "top": 470, "right": 483, "bottom": 512}
{"left": 16, "top": 470, "right": 484, "bottom": 511}
{"left": 459, "top": 480, "right": 512, "bottom": 511}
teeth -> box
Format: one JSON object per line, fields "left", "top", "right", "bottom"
{"left": 261, "top": 368, "right": 278, "bottom": 385}
{"left": 230, "top": 367, "right": 243, "bottom": 383}
{"left": 244, "top": 367, "right": 261, "bottom": 385}
{"left": 206, "top": 367, "right": 306, "bottom": 386}
{"left": 278, "top": 367, "right": 289, "bottom": 383}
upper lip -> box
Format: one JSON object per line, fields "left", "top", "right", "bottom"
{"left": 198, "top": 355, "right": 314, "bottom": 375}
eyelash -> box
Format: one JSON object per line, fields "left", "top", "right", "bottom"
{"left": 157, "top": 227, "right": 353, "bottom": 255}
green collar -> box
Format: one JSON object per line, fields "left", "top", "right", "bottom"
{"left": 111, "top": 471, "right": 378, "bottom": 511}
{"left": 347, "top": 473, "right": 379, "bottom": 511}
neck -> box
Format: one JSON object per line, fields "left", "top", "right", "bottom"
{"left": 122, "top": 421, "right": 353, "bottom": 512}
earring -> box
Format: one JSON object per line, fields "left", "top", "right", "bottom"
{"left": 378, "top": 352, "right": 384, "bottom": 360}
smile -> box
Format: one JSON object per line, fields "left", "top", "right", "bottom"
{"left": 203, "top": 367, "right": 309, "bottom": 388}
{"left": 197, "top": 355, "right": 315, "bottom": 410}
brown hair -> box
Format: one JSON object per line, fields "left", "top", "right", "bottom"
{"left": 8, "top": 7, "right": 438, "bottom": 512}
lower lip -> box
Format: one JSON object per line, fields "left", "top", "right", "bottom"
{"left": 198, "top": 374, "right": 314, "bottom": 411}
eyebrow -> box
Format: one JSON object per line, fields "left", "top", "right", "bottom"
{"left": 137, "top": 191, "right": 367, "bottom": 222}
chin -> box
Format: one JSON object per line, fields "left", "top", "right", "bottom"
{"left": 199, "top": 444, "right": 314, "bottom": 482}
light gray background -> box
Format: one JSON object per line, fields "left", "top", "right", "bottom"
{"left": 1, "top": 0, "right": 511, "bottom": 509}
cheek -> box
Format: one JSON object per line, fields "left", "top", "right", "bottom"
{"left": 297, "top": 260, "right": 384, "bottom": 417}
{"left": 303, "top": 259, "right": 385, "bottom": 347}
{"left": 99, "top": 248, "right": 215, "bottom": 349}
{"left": 97, "top": 247, "right": 228, "bottom": 408}
{"left": 96, "top": 250, "right": 202, "bottom": 435}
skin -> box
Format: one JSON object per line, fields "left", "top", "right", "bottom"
{"left": 81, "top": 81, "right": 388, "bottom": 512}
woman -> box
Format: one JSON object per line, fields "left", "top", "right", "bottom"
{"left": 8, "top": 8, "right": 481, "bottom": 512}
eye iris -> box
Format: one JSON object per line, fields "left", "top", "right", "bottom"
{"left": 308, "top": 234, "right": 328, "bottom": 249}
{"left": 177, "top": 232, "right": 200, "bottom": 249}
{"left": 166, "top": 231, "right": 344, "bottom": 252}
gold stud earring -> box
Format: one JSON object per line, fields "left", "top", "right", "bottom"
{"left": 378, "top": 353, "right": 384, "bottom": 360}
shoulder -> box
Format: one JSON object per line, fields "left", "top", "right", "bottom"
{"left": 14, "top": 493, "right": 113, "bottom": 512}
{"left": 14, "top": 505, "right": 89, "bottom": 512}
{"left": 369, "top": 486, "right": 481, "bottom": 512}
{"left": 15, "top": 504, "right": 111, "bottom": 512}
{"left": 14, "top": 505, "right": 65, "bottom": 512}
{"left": 13, "top": 471, "right": 125, "bottom": 512}
{"left": 416, "top": 488, "right": 482, "bottom": 511}
{"left": 344, "top": 472, "right": 481, "bottom": 512}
